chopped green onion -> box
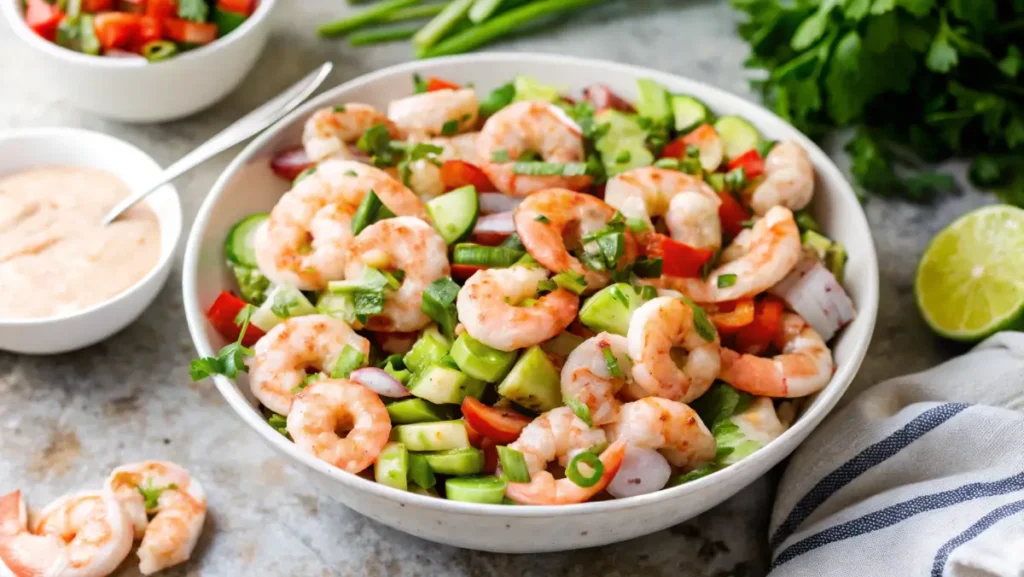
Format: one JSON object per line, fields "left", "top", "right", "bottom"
{"left": 534, "top": 215, "right": 550, "bottom": 223}
{"left": 500, "top": 233, "right": 525, "bottom": 251}
{"left": 292, "top": 371, "right": 324, "bottom": 393}
{"left": 725, "top": 167, "right": 747, "bottom": 193}
{"left": 294, "top": 166, "right": 317, "bottom": 184}
{"left": 669, "top": 463, "right": 718, "bottom": 487}
{"left": 706, "top": 172, "right": 726, "bottom": 192}
{"left": 441, "top": 119, "right": 460, "bottom": 136}
{"left": 638, "top": 285, "right": 658, "bottom": 301}
{"left": 352, "top": 189, "right": 385, "bottom": 234}
{"left": 685, "top": 144, "right": 700, "bottom": 159}
{"left": 600, "top": 345, "right": 623, "bottom": 378}
{"left": 413, "top": 0, "right": 474, "bottom": 49}
{"left": 536, "top": 278, "right": 558, "bottom": 293}
{"left": 468, "top": 0, "right": 504, "bottom": 23}
{"left": 566, "top": 398, "right": 592, "bottom": 426}
{"left": 680, "top": 157, "right": 703, "bottom": 175}
{"left": 452, "top": 244, "right": 524, "bottom": 267}
{"left": 348, "top": 24, "right": 420, "bottom": 46}
{"left": 479, "top": 82, "right": 515, "bottom": 117}
{"left": 794, "top": 210, "right": 821, "bottom": 233}
{"left": 633, "top": 257, "right": 663, "bottom": 278}
{"left": 413, "top": 73, "right": 428, "bottom": 94}
{"left": 757, "top": 139, "right": 777, "bottom": 159}
{"left": 566, "top": 451, "right": 603, "bottom": 487}
{"left": 700, "top": 247, "right": 722, "bottom": 281}
{"left": 717, "top": 273, "right": 738, "bottom": 288}
{"left": 352, "top": 288, "right": 386, "bottom": 323}
{"left": 653, "top": 158, "right": 681, "bottom": 170}
{"left": 679, "top": 296, "right": 717, "bottom": 342}
{"left": 615, "top": 150, "right": 632, "bottom": 163}
{"left": 381, "top": 269, "right": 404, "bottom": 290}
{"left": 491, "top": 149, "right": 510, "bottom": 162}
{"left": 319, "top": 0, "right": 422, "bottom": 37}
{"left": 331, "top": 345, "right": 366, "bottom": 378}
{"left": 267, "top": 413, "right": 290, "bottom": 437}
{"left": 740, "top": 219, "right": 756, "bottom": 229}
{"left": 356, "top": 125, "right": 398, "bottom": 167}
{"left": 511, "top": 162, "right": 588, "bottom": 177}
{"left": 552, "top": 270, "right": 587, "bottom": 295}
{"left": 496, "top": 446, "right": 531, "bottom": 483}
{"left": 384, "top": 3, "right": 447, "bottom": 23}
{"left": 421, "top": 277, "right": 460, "bottom": 339}
{"left": 625, "top": 217, "right": 650, "bottom": 233}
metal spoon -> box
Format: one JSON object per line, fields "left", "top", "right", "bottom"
{"left": 102, "top": 62, "right": 333, "bottom": 226}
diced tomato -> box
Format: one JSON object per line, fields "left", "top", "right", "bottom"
{"left": 644, "top": 234, "right": 715, "bottom": 278}
{"left": 582, "top": 84, "right": 635, "bottom": 113}
{"left": 452, "top": 264, "right": 486, "bottom": 281}
{"left": 118, "top": 0, "right": 146, "bottom": 14}
{"left": 425, "top": 77, "right": 462, "bottom": 92}
{"left": 463, "top": 418, "right": 483, "bottom": 448}
{"left": 216, "top": 0, "right": 256, "bottom": 15}
{"left": 481, "top": 438, "right": 498, "bottom": 474}
{"left": 25, "top": 0, "right": 63, "bottom": 41}
{"left": 83, "top": 0, "right": 116, "bottom": 11}
{"left": 461, "top": 398, "right": 532, "bottom": 445}
{"left": 592, "top": 182, "right": 606, "bottom": 200}
{"left": 660, "top": 137, "right": 686, "bottom": 160}
{"left": 145, "top": 0, "right": 176, "bottom": 19}
{"left": 164, "top": 18, "right": 217, "bottom": 44}
{"left": 727, "top": 149, "right": 765, "bottom": 179}
{"left": 734, "top": 295, "right": 784, "bottom": 354}
{"left": 133, "top": 16, "right": 162, "bottom": 51}
{"left": 440, "top": 160, "right": 494, "bottom": 192}
{"left": 94, "top": 12, "right": 139, "bottom": 51}
{"left": 662, "top": 124, "right": 718, "bottom": 159}
{"left": 707, "top": 298, "right": 756, "bottom": 334}
{"left": 269, "top": 147, "right": 314, "bottom": 181}
{"left": 717, "top": 189, "right": 750, "bottom": 238}
{"left": 206, "top": 291, "right": 264, "bottom": 347}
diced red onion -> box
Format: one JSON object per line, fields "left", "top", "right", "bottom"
{"left": 473, "top": 211, "right": 516, "bottom": 236}
{"left": 478, "top": 193, "right": 522, "bottom": 215}
{"left": 607, "top": 446, "right": 671, "bottom": 499}
{"left": 770, "top": 257, "right": 855, "bottom": 341}
{"left": 582, "top": 84, "right": 636, "bottom": 113}
{"left": 350, "top": 367, "right": 410, "bottom": 398}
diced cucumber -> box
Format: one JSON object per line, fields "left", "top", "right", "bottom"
{"left": 713, "top": 115, "right": 762, "bottom": 160}
{"left": 635, "top": 78, "right": 672, "bottom": 124}
{"left": 445, "top": 476, "right": 508, "bottom": 504}
{"left": 224, "top": 213, "right": 268, "bottom": 267}
{"left": 407, "top": 364, "right": 486, "bottom": 405}
{"left": 316, "top": 292, "right": 356, "bottom": 324}
{"left": 496, "top": 346, "right": 562, "bottom": 412}
{"left": 578, "top": 283, "right": 643, "bottom": 336}
{"left": 391, "top": 420, "right": 470, "bottom": 451}
{"left": 827, "top": 241, "right": 848, "bottom": 284}
{"left": 403, "top": 326, "right": 451, "bottom": 374}
{"left": 408, "top": 454, "right": 437, "bottom": 489}
{"left": 383, "top": 357, "right": 412, "bottom": 385}
{"left": 212, "top": 7, "right": 247, "bottom": 37}
{"left": 409, "top": 485, "right": 440, "bottom": 497}
{"left": 540, "top": 331, "right": 586, "bottom": 358}
{"left": 801, "top": 230, "right": 833, "bottom": 261}
{"left": 450, "top": 332, "right": 518, "bottom": 382}
{"left": 595, "top": 109, "right": 647, "bottom": 141}
{"left": 423, "top": 447, "right": 484, "bottom": 476}
{"left": 386, "top": 398, "right": 450, "bottom": 424}
{"left": 250, "top": 284, "right": 316, "bottom": 332}
{"left": 352, "top": 189, "right": 389, "bottom": 235}
{"left": 426, "top": 185, "right": 479, "bottom": 245}
{"left": 671, "top": 94, "right": 711, "bottom": 133}
{"left": 374, "top": 442, "right": 409, "bottom": 491}
{"left": 594, "top": 109, "right": 654, "bottom": 176}
{"left": 513, "top": 76, "right": 562, "bottom": 103}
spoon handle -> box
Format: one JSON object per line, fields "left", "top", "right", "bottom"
{"left": 102, "top": 62, "right": 333, "bottom": 225}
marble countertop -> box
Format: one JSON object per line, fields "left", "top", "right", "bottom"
{"left": 0, "top": 1, "right": 995, "bottom": 575}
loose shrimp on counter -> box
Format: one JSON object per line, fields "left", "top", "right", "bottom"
{"left": 748, "top": 141, "right": 814, "bottom": 216}
{"left": 303, "top": 103, "right": 402, "bottom": 163}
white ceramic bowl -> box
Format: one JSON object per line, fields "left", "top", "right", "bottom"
{"left": 183, "top": 54, "right": 879, "bottom": 553}
{"left": 1, "top": 0, "right": 277, "bottom": 123}
{"left": 0, "top": 128, "right": 181, "bottom": 354}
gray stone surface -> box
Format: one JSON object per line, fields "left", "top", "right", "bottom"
{"left": 0, "top": 1, "right": 995, "bottom": 575}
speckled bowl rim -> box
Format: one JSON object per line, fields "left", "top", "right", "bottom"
{"left": 184, "top": 53, "right": 879, "bottom": 517}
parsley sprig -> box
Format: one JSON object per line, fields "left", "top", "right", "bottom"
{"left": 189, "top": 305, "right": 257, "bottom": 381}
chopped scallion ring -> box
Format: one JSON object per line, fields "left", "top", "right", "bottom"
{"left": 566, "top": 451, "right": 603, "bottom": 487}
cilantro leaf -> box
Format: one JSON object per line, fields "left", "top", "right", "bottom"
{"left": 177, "top": 0, "right": 209, "bottom": 22}
{"left": 136, "top": 480, "right": 178, "bottom": 512}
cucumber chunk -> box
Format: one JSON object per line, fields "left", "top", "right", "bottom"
{"left": 224, "top": 213, "right": 268, "bottom": 267}
{"left": 408, "top": 454, "right": 437, "bottom": 489}
{"left": 671, "top": 94, "right": 711, "bottom": 134}
{"left": 540, "top": 331, "right": 586, "bottom": 358}
{"left": 714, "top": 116, "right": 762, "bottom": 160}
{"left": 450, "top": 332, "right": 518, "bottom": 382}
{"left": 445, "top": 476, "right": 508, "bottom": 504}
{"left": 391, "top": 420, "right": 470, "bottom": 452}
{"left": 386, "top": 398, "right": 450, "bottom": 424}
{"left": 316, "top": 293, "right": 356, "bottom": 324}
{"left": 403, "top": 326, "right": 451, "bottom": 374}
{"left": 423, "top": 447, "right": 484, "bottom": 476}
{"left": 594, "top": 109, "right": 655, "bottom": 176}
{"left": 374, "top": 442, "right": 409, "bottom": 491}
{"left": 426, "top": 185, "right": 479, "bottom": 245}
{"left": 496, "top": 346, "right": 561, "bottom": 412}
{"left": 579, "top": 283, "right": 644, "bottom": 336}
{"left": 407, "top": 364, "right": 486, "bottom": 405}
{"left": 635, "top": 78, "right": 672, "bottom": 124}
{"left": 801, "top": 230, "right": 833, "bottom": 261}
{"left": 250, "top": 284, "right": 317, "bottom": 332}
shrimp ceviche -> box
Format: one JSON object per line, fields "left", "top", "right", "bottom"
{"left": 190, "top": 74, "right": 856, "bottom": 506}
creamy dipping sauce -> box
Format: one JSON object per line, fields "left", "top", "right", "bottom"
{"left": 0, "top": 166, "right": 161, "bottom": 319}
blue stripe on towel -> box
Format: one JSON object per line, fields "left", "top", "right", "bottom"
{"left": 930, "top": 498, "right": 1024, "bottom": 577}
{"left": 770, "top": 403, "right": 969, "bottom": 549}
{"left": 771, "top": 471, "right": 1024, "bottom": 571}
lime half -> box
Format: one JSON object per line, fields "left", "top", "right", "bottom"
{"left": 915, "top": 205, "right": 1024, "bottom": 341}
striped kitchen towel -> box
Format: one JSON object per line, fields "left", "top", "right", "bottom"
{"left": 770, "top": 332, "right": 1024, "bottom": 576}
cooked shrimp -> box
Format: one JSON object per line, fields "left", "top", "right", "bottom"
{"left": 344, "top": 217, "right": 450, "bottom": 332}
{"left": 105, "top": 461, "right": 206, "bottom": 575}
{"left": 249, "top": 315, "right": 371, "bottom": 416}
{"left": 505, "top": 407, "right": 624, "bottom": 505}
{"left": 456, "top": 266, "right": 578, "bottom": 352}
{"left": 306, "top": 159, "right": 427, "bottom": 219}
{"left": 664, "top": 206, "right": 801, "bottom": 303}
{"left": 748, "top": 141, "right": 814, "bottom": 216}
{"left": 303, "top": 103, "right": 402, "bottom": 162}
{"left": 403, "top": 132, "right": 482, "bottom": 200}
{"left": 605, "top": 167, "right": 721, "bottom": 248}
{"left": 0, "top": 489, "right": 133, "bottom": 577}
{"left": 719, "top": 312, "right": 834, "bottom": 397}
{"left": 387, "top": 89, "right": 479, "bottom": 138}
{"left": 287, "top": 378, "right": 391, "bottom": 474}
{"left": 561, "top": 333, "right": 632, "bottom": 426}
{"left": 627, "top": 296, "right": 721, "bottom": 403}
{"left": 606, "top": 397, "right": 717, "bottom": 469}
{"left": 514, "top": 188, "right": 637, "bottom": 291}
{"left": 476, "top": 101, "right": 591, "bottom": 196}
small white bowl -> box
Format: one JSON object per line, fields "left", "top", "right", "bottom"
{"left": 184, "top": 54, "right": 879, "bottom": 552}
{"left": 0, "top": 128, "right": 181, "bottom": 354}
{"left": 1, "top": 0, "right": 277, "bottom": 123}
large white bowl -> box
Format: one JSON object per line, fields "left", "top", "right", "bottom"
{"left": 183, "top": 54, "right": 879, "bottom": 553}
{"left": 1, "top": 0, "right": 277, "bottom": 123}
{"left": 0, "top": 128, "right": 182, "bottom": 354}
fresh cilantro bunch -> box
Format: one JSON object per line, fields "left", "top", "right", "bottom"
{"left": 731, "top": 0, "right": 1024, "bottom": 203}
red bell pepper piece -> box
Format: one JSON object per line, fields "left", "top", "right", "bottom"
{"left": 164, "top": 19, "right": 218, "bottom": 44}
{"left": 734, "top": 296, "right": 784, "bottom": 354}
{"left": 118, "top": 0, "right": 146, "bottom": 14}
{"left": 269, "top": 147, "right": 314, "bottom": 181}
{"left": 206, "top": 291, "right": 264, "bottom": 347}
{"left": 25, "top": 0, "right": 64, "bottom": 41}
{"left": 645, "top": 234, "right": 715, "bottom": 278}
{"left": 451, "top": 264, "right": 486, "bottom": 281}
{"left": 481, "top": 438, "right": 499, "bottom": 474}
{"left": 707, "top": 298, "right": 756, "bottom": 334}
{"left": 717, "top": 189, "right": 750, "bottom": 238}
{"left": 440, "top": 160, "right": 494, "bottom": 192}
{"left": 660, "top": 136, "right": 687, "bottom": 160}
{"left": 661, "top": 124, "right": 718, "bottom": 160}
{"left": 133, "top": 16, "right": 162, "bottom": 51}
{"left": 94, "top": 12, "right": 139, "bottom": 51}
{"left": 145, "top": 0, "right": 177, "bottom": 19}
{"left": 426, "top": 77, "right": 461, "bottom": 92}
{"left": 216, "top": 0, "right": 257, "bottom": 15}
{"left": 83, "top": 0, "right": 116, "bottom": 11}
{"left": 727, "top": 149, "right": 765, "bottom": 179}
{"left": 461, "top": 398, "right": 532, "bottom": 445}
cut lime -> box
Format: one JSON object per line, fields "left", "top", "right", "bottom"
{"left": 915, "top": 205, "right": 1024, "bottom": 341}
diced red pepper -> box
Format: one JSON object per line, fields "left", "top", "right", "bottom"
{"left": 133, "top": 15, "right": 162, "bottom": 51}
{"left": 660, "top": 137, "right": 687, "bottom": 160}
{"left": 205, "top": 291, "right": 265, "bottom": 347}
{"left": 426, "top": 77, "right": 462, "bottom": 92}
{"left": 464, "top": 418, "right": 483, "bottom": 448}
{"left": 164, "top": 18, "right": 217, "bottom": 44}
{"left": 461, "top": 398, "right": 532, "bottom": 445}
{"left": 269, "top": 147, "right": 314, "bottom": 181}
{"left": 216, "top": 0, "right": 256, "bottom": 15}
{"left": 481, "top": 438, "right": 498, "bottom": 474}
{"left": 118, "top": 0, "right": 146, "bottom": 14}
{"left": 717, "top": 189, "right": 750, "bottom": 238}
{"left": 582, "top": 84, "right": 635, "bottom": 113}
{"left": 727, "top": 149, "right": 765, "bottom": 179}
{"left": 644, "top": 233, "right": 715, "bottom": 278}
{"left": 451, "top": 264, "right": 486, "bottom": 281}
{"left": 662, "top": 124, "right": 718, "bottom": 159}
{"left": 707, "top": 298, "right": 756, "bottom": 334}
{"left": 25, "top": 0, "right": 64, "bottom": 41}
{"left": 440, "top": 160, "right": 494, "bottom": 193}
{"left": 83, "top": 0, "right": 116, "bottom": 11}
{"left": 734, "top": 296, "right": 784, "bottom": 354}
{"left": 94, "top": 12, "right": 139, "bottom": 51}
{"left": 145, "top": 0, "right": 177, "bottom": 19}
